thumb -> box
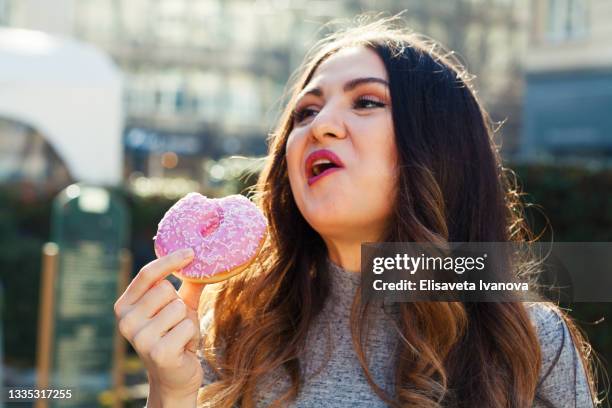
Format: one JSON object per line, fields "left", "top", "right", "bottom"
{"left": 178, "top": 280, "right": 207, "bottom": 311}
{"left": 184, "top": 307, "right": 202, "bottom": 354}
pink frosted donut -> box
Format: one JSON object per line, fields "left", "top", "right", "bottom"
{"left": 153, "top": 192, "right": 267, "bottom": 283}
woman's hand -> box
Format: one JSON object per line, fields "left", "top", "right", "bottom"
{"left": 114, "top": 248, "right": 207, "bottom": 407}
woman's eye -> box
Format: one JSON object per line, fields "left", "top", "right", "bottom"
{"left": 291, "top": 97, "right": 385, "bottom": 125}
{"left": 292, "top": 107, "right": 318, "bottom": 125}
{"left": 354, "top": 97, "right": 386, "bottom": 109}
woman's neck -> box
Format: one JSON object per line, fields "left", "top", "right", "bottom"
{"left": 322, "top": 237, "right": 362, "bottom": 273}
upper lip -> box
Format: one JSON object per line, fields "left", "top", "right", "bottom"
{"left": 305, "top": 149, "right": 345, "bottom": 179}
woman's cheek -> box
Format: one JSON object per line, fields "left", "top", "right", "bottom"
{"left": 285, "top": 139, "right": 300, "bottom": 181}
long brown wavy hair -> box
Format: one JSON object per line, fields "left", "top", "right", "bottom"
{"left": 197, "top": 16, "right": 599, "bottom": 407}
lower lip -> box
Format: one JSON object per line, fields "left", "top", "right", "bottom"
{"left": 307, "top": 167, "right": 342, "bottom": 186}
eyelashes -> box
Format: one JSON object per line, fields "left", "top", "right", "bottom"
{"left": 291, "top": 107, "right": 318, "bottom": 124}
{"left": 291, "top": 96, "right": 387, "bottom": 125}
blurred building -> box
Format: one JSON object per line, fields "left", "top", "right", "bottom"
{"left": 522, "top": 0, "right": 612, "bottom": 161}
{"left": 360, "top": 0, "right": 529, "bottom": 155}
{"left": 3, "top": 0, "right": 530, "bottom": 192}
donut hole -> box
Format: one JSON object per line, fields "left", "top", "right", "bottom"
{"left": 199, "top": 212, "right": 222, "bottom": 237}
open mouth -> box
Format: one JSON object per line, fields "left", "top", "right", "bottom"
{"left": 305, "top": 149, "right": 344, "bottom": 185}
{"left": 311, "top": 159, "right": 340, "bottom": 177}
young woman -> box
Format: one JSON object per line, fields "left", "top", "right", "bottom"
{"left": 115, "top": 17, "right": 599, "bottom": 407}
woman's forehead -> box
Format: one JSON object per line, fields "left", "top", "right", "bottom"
{"left": 309, "top": 46, "right": 388, "bottom": 85}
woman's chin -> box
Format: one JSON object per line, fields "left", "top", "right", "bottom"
{"left": 306, "top": 217, "right": 345, "bottom": 237}
{"left": 307, "top": 216, "right": 364, "bottom": 240}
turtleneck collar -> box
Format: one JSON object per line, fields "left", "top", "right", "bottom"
{"left": 326, "top": 257, "right": 361, "bottom": 297}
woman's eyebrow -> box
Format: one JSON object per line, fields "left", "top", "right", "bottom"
{"left": 296, "top": 77, "right": 389, "bottom": 102}
{"left": 343, "top": 77, "right": 389, "bottom": 91}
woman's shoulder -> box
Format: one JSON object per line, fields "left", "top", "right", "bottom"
{"left": 525, "top": 302, "right": 582, "bottom": 372}
{"left": 525, "top": 302, "right": 595, "bottom": 407}
{"left": 526, "top": 302, "right": 569, "bottom": 353}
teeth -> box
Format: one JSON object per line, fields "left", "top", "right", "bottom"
{"left": 311, "top": 158, "right": 337, "bottom": 177}
{"left": 313, "top": 159, "right": 332, "bottom": 166}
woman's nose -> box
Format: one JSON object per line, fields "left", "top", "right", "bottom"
{"left": 309, "top": 105, "right": 347, "bottom": 142}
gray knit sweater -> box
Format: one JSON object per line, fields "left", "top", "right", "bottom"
{"left": 198, "top": 261, "right": 594, "bottom": 407}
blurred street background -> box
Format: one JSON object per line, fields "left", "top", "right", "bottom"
{"left": 0, "top": 0, "right": 610, "bottom": 406}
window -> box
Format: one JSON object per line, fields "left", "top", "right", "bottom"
{"left": 156, "top": 0, "right": 188, "bottom": 45}
{"left": 159, "top": 78, "right": 181, "bottom": 115}
{"left": 224, "top": 74, "right": 261, "bottom": 127}
{"left": 547, "top": 0, "right": 589, "bottom": 42}
{"left": 191, "top": 71, "right": 223, "bottom": 120}
{"left": 125, "top": 72, "right": 158, "bottom": 115}
{"left": 75, "top": 0, "right": 116, "bottom": 42}
{"left": 0, "top": 0, "right": 8, "bottom": 25}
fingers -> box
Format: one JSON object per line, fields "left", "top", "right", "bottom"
{"left": 133, "top": 280, "right": 178, "bottom": 319}
{"left": 155, "top": 299, "right": 190, "bottom": 334}
{"left": 128, "top": 298, "right": 189, "bottom": 354}
{"left": 151, "top": 319, "right": 198, "bottom": 368}
{"left": 178, "top": 281, "right": 207, "bottom": 311}
{"left": 115, "top": 248, "right": 194, "bottom": 315}
{"left": 127, "top": 248, "right": 194, "bottom": 303}
{"left": 117, "top": 280, "right": 178, "bottom": 340}
{"left": 184, "top": 308, "right": 202, "bottom": 353}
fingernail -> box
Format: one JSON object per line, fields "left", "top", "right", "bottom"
{"left": 178, "top": 248, "right": 194, "bottom": 259}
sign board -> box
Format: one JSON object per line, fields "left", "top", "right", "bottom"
{"left": 124, "top": 126, "right": 205, "bottom": 155}
{"left": 36, "top": 184, "right": 130, "bottom": 407}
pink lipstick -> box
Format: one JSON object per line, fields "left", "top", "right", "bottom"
{"left": 305, "top": 149, "right": 345, "bottom": 186}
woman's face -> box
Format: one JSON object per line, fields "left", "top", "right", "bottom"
{"left": 286, "top": 46, "right": 398, "bottom": 241}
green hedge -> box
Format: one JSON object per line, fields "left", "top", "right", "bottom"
{"left": 512, "top": 164, "right": 612, "bottom": 241}
{"left": 512, "top": 164, "right": 612, "bottom": 391}
{"left": 0, "top": 163, "right": 610, "bottom": 387}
